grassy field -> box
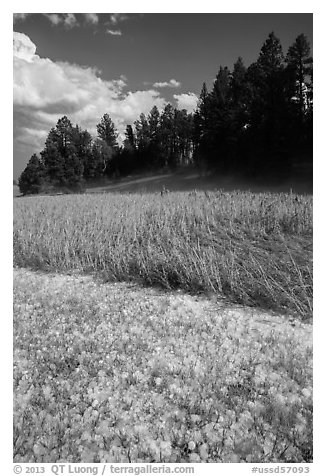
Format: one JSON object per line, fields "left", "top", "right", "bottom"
{"left": 14, "top": 189, "right": 312, "bottom": 319}
{"left": 13, "top": 268, "right": 312, "bottom": 463}
{"left": 13, "top": 187, "right": 313, "bottom": 463}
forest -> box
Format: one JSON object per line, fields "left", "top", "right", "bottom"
{"left": 18, "top": 32, "right": 313, "bottom": 195}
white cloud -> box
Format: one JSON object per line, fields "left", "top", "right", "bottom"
{"left": 13, "top": 32, "right": 37, "bottom": 62}
{"left": 14, "top": 13, "right": 94, "bottom": 28}
{"left": 170, "top": 79, "right": 181, "bottom": 88}
{"left": 13, "top": 32, "right": 167, "bottom": 171}
{"left": 64, "top": 13, "right": 78, "bottom": 28}
{"left": 84, "top": 13, "right": 99, "bottom": 24}
{"left": 117, "top": 90, "right": 166, "bottom": 123}
{"left": 106, "top": 29, "right": 122, "bottom": 36}
{"left": 43, "top": 13, "right": 78, "bottom": 28}
{"left": 108, "top": 14, "right": 129, "bottom": 25}
{"left": 153, "top": 79, "right": 181, "bottom": 88}
{"left": 173, "top": 93, "right": 198, "bottom": 112}
{"left": 15, "top": 127, "right": 48, "bottom": 148}
{"left": 43, "top": 14, "right": 62, "bottom": 26}
{"left": 13, "top": 13, "right": 31, "bottom": 23}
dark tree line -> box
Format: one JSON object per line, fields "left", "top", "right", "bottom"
{"left": 193, "top": 32, "right": 312, "bottom": 178}
{"left": 118, "top": 104, "right": 194, "bottom": 176}
{"left": 18, "top": 114, "right": 120, "bottom": 195}
{"left": 18, "top": 106, "right": 194, "bottom": 194}
{"left": 18, "top": 32, "right": 312, "bottom": 195}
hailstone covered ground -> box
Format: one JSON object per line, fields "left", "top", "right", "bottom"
{"left": 13, "top": 268, "right": 312, "bottom": 463}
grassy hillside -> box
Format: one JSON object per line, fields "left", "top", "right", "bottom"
{"left": 85, "top": 167, "right": 313, "bottom": 195}
{"left": 13, "top": 189, "right": 312, "bottom": 319}
{"left": 14, "top": 165, "right": 313, "bottom": 198}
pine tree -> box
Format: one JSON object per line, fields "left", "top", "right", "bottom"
{"left": 148, "top": 106, "right": 164, "bottom": 168}
{"left": 133, "top": 113, "right": 151, "bottom": 170}
{"left": 96, "top": 114, "right": 119, "bottom": 176}
{"left": 286, "top": 34, "right": 313, "bottom": 119}
{"left": 193, "top": 82, "right": 209, "bottom": 171}
{"left": 206, "top": 66, "right": 232, "bottom": 171}
{"left": 64, "top": 148, "right": 84, "bottom": 187}
{"left": 41, "top": 128, "right": 65, "bottom": 185}
{"left": 160, "top": 104, "right": 176, "bottom": 168}
{"left": 195, "top": 76, "right": 234, "bottom": 173}
{"left": 41, "top": 116, "right": 84, "bottom": 188}
{"left": 229, "top": 57, "right": 250, "bottom": 172}
{"left": 148, "top": 106, "right": 161, "bottom": 142}
{"left": 285, "top": 34, "right": 313, "bottom": 159}
{"left": 135, "top": 113, "right": 150, "bottom": 149}
{"left": 18, "top": 154, "right": 45, "bottom": 195}
{"left": 193, "top": 83, "right": 208, "bottom": 139}
{"left": 72, "top": 125, "right": 92, "bottom": 182}
{"left": 254, "top": 32, "right": 285, "bottom": 116}
{"left": 250, "top": 31, "right": 285, "bottom": 117}
{"left": 72, "top": 126, "right": 92, "bottom": 158}
{"left": 230, "top": 57, "right": 248, "bottom": 113}
{"left": 53, "top": 116, "right": 75, "bottom": 154}
{"left": 96, "top": 114, "right": 118, "bottom": 148}
{"left": 84, "top": 139, "right": 112, "bottom": 179}
{"left": 123, "top": 125, "right": 135, "bottom": 150}
{"left": 174, "top": 109, "right": 193, "bottom": 166}
{"left": 246, "top": 32, "right": 289, "bottom": 176}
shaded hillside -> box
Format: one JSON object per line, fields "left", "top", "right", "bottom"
{"left": 86, "top": 167, "right": 312, "bottom": 196}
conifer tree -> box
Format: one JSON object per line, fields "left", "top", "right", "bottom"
{"left": 123, "top": 125, "right": 135, "bottom": 150}
{"left": 18, "top": 154, "right": 45, "bottom": 195}
{"left": 41, "top": 128, "right": 66, "bottom": 185}
{"left": 148, "top": 106, "right": 163, "bottom": 167}
{"left": 96, "top": 114, "right": 118, "bottom": 148}
{"left": 174, "top": 109, "right": 193, "bottom": 166}
{"left": 286, "top": 34, "right": 313, "bottom": 118}
{"left": 207, "top": 66, "right": 232, "bottom": 171}
{"left": 41, "top": 116, "right": 84, "bottom": 188}
{"left": 96, "top": 114, "right": 119, "bottom": 175}
{"left": 229, "top": 57, "right": 250, "bottom": 171}
{"left": 160, "top": 104, "right": 176, "bottom": 168}
{"left": 193, "top": 82, "right": 209, "bottom": 170}
{"left": 246, "top": 32, "right": 289, "bottom": 176}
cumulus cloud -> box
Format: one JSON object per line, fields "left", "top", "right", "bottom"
{"left": 14, "top": 13, "right": 96, "bottom": 28}
{"left": 43, "top": 14, "right": 62, "bottom": 26}
{"left": 13, "top": 13, "right": 31, "bottom": 23}
{"left": 13, "top": 32, "right": 37, "bottom": 62}
{"left": 108, "top": 13, "right": 129, "bottom": 25}
{"left": 13, "top": 32, "right": 167, "bottom": 173}
{"left": 117, "top": 91, "right": 166, "bottom": 122}
{"left": 43, "top": 13, "right": 78, "bottom": 28}
{"left": 153, "top": 79, "right": 181, "bottom": 88}
{"left": 83, "top": 13, "right": 99, "bottom": 24}
{"left": 106, "top": 29, "right": 122, "bottom": 36}
{"left": 173, "top": 93, "right": 198, "bottom": 112}
{"left": 64, "top": 13, "right": 78, "bottom": 28}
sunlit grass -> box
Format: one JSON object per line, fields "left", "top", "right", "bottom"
{"left": 13, "top": 190, "right": 313, "bottom": 319}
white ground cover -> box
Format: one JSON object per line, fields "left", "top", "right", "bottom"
{"left": 13, "top": 268, "right": 312, "bottom": 463}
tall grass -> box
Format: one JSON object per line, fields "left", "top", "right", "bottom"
{"left": 13, "top": 190, "right": 313, "bottom": 319}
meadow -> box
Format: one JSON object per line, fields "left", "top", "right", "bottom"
{"left": 14, "top": 190, "right": 313, "bottom": 319}
{"left": 13, "top": 189, "right": 313, "bottom": 463}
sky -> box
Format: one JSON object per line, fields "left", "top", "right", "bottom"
{"left": 13, "top": 12, "right": 313, "bottom": 179}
